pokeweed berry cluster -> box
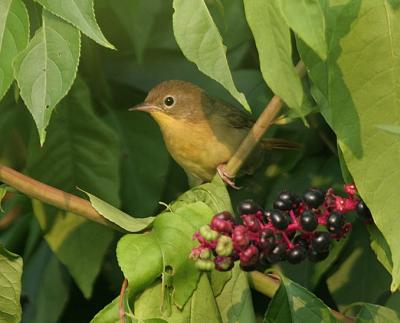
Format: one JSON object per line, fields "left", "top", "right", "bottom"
{"left": 190, "top": 184, "right": 372, "bottom": 272}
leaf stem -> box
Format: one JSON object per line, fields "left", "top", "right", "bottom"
{"left": 0, "top": 164, "right": 120, "bottom": 230}
{"left": 248, "top": 271, "right": 355, "bottom": 322}
{"left": 225, "top": 61, "right": 306, "bottom": 178}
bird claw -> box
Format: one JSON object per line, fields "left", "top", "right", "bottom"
{"left": 217, "top": 164, "right": 242, "bottom": 190}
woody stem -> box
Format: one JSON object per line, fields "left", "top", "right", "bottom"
{"left": 224, "top": 61, "right": 307, "bottom": 178}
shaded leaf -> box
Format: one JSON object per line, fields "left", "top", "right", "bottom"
{"left": 26, "top": 78, "right": 120, "bottom": 297}
{"left": 13, "top": 10, "right": 80, "bottom": 144}
{"left": 83, "top": 190, "right": 155, "bottom": 233}
{"left": 349, "top": 302, "right": 400, "bottom": 323}
{"left": 368, "top": 225, "right": 393, "bottom": 274}
{"left": 279, "top": 0, "right": 327, "bottom": 59}
{"left": 32, "top": 200, "right": 113, "bottom": 298}
{"left": 0, "top": 0, "right": 29, "bottom": 101}
{"left": 36, "top": 0, "right": 114, "bottom": 49}
{"left": 298, "top": 0, "right": 400, "bottom": 290}
{"left": 243, "top": 0, "right": 303, "bottom": 111}
{"left": 0, "top": 244, "right": 22, "bottom": 323}
{"left": 172, "top": 0, "right": 250, "bottom": 111}
{"left": 264, "top": 275, "right": 336, "bottom": 323}
{"left": 22, "top": 242, "right": 70, "bottom": 323}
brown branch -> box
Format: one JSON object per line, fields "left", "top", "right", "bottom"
{"left": 119, "top": 278, "right": 128, "bottom": 323}
{"left": 225, "top": 61, "right": 307, "bottom": 178}
{"left": 0, "top": 164, "right": 121, "bottom": 230}
{"left": 248, "top": 271, "right": 354, "bottom": 322}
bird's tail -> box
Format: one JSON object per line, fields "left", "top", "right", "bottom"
{"left": 260, "top": 138, "right": 301, "bottom": 150}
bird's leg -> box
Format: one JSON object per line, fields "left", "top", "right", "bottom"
{"left": 217, "top": 164, "right": 242, "bottom": 190}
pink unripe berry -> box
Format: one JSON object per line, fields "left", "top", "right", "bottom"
{"left": 210, "top": 211, "right": 234, "bottom": 234}
{"left": 239, "top": 245, "right": 259, "bottom": 267}
{"left": 242, "top": 214, "right": 261, "bottom": 232}
{"left": 232, "top": 225, "right": 250, "bottom": 249}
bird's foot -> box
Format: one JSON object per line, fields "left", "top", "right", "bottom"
{"left": 217, "top": 164, "right": 241, "bottom": 190}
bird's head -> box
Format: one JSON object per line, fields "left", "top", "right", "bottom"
{"left": 130, "top": 80, "right": 210, "bottom": 123}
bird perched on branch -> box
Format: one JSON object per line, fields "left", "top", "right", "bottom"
{"left": 130, "top": 80, "right": 294, "bottom": 188}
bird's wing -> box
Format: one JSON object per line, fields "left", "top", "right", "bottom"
{"left": 208, "top": 97, "right": 254, "bottom": 129}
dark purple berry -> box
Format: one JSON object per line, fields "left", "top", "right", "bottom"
{"left": 273, "top": 199, "right": 292, "bottom": 211}
{"left": 277, "top": 191, "right": 293, "bottom": 204}
{"left": 215, "top": 256, "right": 234, "bottom": 271}
{"left": 263, "top": 210, "right": 272, "bottom": 223}
{"left": 240, "top": 245, "right": 259, "bottom": 267}
{"left": 265, "top": 244, "right": 287, "bottom": 263}
{"left": 259, "top": 229, "right": 275, "bottom": 251}
{"left": 287, "top": 246, "right": 306, "bottom": 264}
{"left": 232, "top": 225, "right": 249, "bottom": 249}
{"left": 311, "top": 232, "right": 331, "bottom": 252}
{"left": 356, "top": 200, "right": 372, "bottom": 220}
{"left": 270, "top": 210, "right": 290, "bottom": 230}
{"left": 242, "top": 214, "right": 261, "bottom": 232}
{"left": 308, "top": 249, "right": 329, "bottom": 262}
{"left": 237, "top": 199, "right": 261, "bottom": 215}
{"left": 300, "top": 210, "right": 318, "bottom": 232}
{"left": 293, "top": 235, "right": 309, "bottom": 250}
{"left": 327, "top": 212, "right": 344, "bottom": 233}
{"left": 303, "top": 189, "right": 325, "bottom": 208}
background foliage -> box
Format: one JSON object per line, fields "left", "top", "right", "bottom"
{"left": 0, "top": 0, "right": 400, "bottom": 322}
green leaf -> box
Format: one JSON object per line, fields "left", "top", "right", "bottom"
{"left": 0, "top": 0, "right": 29, "bottom": 101}
{"left": 298, "top": 0, "right": 400, "bottom": 291}
{"left": 32, "top": 200, "right": 113, "bottom": 298}
{"left": 13, "top": 10, "right": 80, "bottom": 144}
{"left": 243, "top": 0, "right": 303, "bottom": 111}
{"left": 172, "top": 0, "right": 250, "bottom": 111}
{"left": 279, "top": 0, "right": 327, "bottom": 59}
{"left": 368, "top": 225, "right": 393, "bottom": 274}
{"left": 327, "top": 223, "right": 390, "bottom": 310}
{"left": 264, "top": 275, "right": 336, "bottom": 323}
{"left": 82, "top": 190, "right": 155, "bottom": 233}
{"left": 117, "top": 201, "right": 214, "bottom": 308}
{"left": 348, "top": 303, "right": 400, "bottom": 323}
{"left": 133, "top": 275, "right": 221, "bottom": 322}
{"left": 0, "top": 244, "right": 22, "bottom": 323}
{"left": 176, "top": 175, "right": 233, "bottom": 214}
{"left": 0, "top": 185, "right": 7, "bottom": 212}
{"left": 376, "top": 124, "right": 400, "bottom": 137}
{"left": 21, "top": 242, "right": 70, "bottom": 323}
{"left": 26, "top": 78, "right": 120, "bottom": 297}
{"left": 215, "top": 265, "right": 256, "bottom": 323}
{"left": 35, "top": 0, "right": 114, "bottom": 49}
{"left": 90, "top": 297, "right": 119, "bottom": 323}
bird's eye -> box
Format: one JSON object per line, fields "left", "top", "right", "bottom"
{"left": 164, "top": 96, "right": 175, "bottom": 107}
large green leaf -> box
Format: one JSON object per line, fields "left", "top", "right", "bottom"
{"left": 0, "top": 244, "right": 22, "bottom": 323}
{"left": 172, "top": 0, "right": 250, "bottom": 111}
{"left": 35, "top": 0, "right": 114, "bottom": 49}
{"left": 279, "top": 0, "right": 327, "bottom": 59}
{"left": 0, "top": 0, "right": 29, "bottom": 101}
{"left": 243, "top": 0, "right": 303, "bottom": 111}
{"left": 368, "top": 225, "right": 393, "bottom": 274}
{"left": 298, "top": 0, "right": 400, "bottom": 291}
{"left": 264, "top": 275, "right": 336, "bottom": 323}
{"left": 13, "top": 10, "right": 80, "bottom": 144}
{"left": 26, "top": 78, "right": 119, "bottom": 297}
{"left": 21, "top": 242, "right": 70, "bottom": 323}
{"left": 117, "top": 201, "right": 214, "bottom": 308}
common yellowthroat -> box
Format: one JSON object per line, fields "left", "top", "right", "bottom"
{"left": 130, "top": 80, "right": 292, "bottom": 187}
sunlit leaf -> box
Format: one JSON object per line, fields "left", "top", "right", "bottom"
{"left": 173, "top": 0, "right": 250, "bottom": 111}
{"left": 0, "top": 0, "right": 29, "bottom": 101}
{"left": 35, "top": 0, "right": 114, "bottom": 49}
{"left": 13, "top": 10, "right": 80, "bottom": 144}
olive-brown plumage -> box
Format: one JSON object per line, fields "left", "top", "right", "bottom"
{"left": 130, "top": 80, "right": 264, "bottom": 186}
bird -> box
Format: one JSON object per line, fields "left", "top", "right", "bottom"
{"left": 130, "top": 80, "right": 294, "bottom": 188}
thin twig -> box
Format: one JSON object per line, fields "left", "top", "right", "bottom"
{"left": 0, "top": 164, "right": 122, "bottom": 231}
{"left": 119, "top": 278, "right": 128, "bottom": 323}
{"left": 225, "top": 61, "right": 307, "bottom": 178}
{"left": 0, "top": 205, "right": 21, "bottom": 230}
{"left": 248, "top": 271, "right": 354, "bottom": 322}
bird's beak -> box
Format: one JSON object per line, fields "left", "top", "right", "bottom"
{"left": 129, "top": 102, "right": 159, "bottom": 113}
